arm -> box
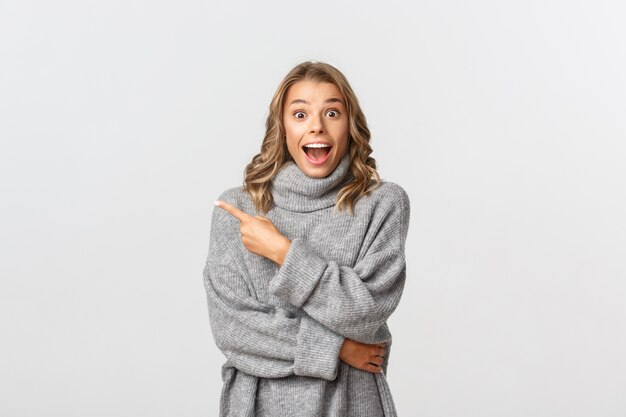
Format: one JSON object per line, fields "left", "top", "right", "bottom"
{"left": 203, "top": 192, "right": 345, "bottom": 380}
{"left": 269, "top": 185, "right": 411, "bottom": 344}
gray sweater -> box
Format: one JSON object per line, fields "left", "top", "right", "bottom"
{"left": 202, "top": 151, "right": 410, "bottom": 416}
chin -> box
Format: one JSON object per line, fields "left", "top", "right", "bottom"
{"left": 299, "top": 164, "right": 330, "bottom": 178}
{"left": 289, "top": 149, "right": 331, "bottom": 175}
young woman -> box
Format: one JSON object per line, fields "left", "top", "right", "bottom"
{"left": 203, "top": 61, "right": 410, "bottom": 417}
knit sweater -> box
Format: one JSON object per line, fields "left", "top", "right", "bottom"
{"left": 202, "top": 151, "right": 411, "bottom": 417}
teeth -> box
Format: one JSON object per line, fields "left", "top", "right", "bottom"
{"left": 304, "top": 143, "right": 331, "bottom": 148}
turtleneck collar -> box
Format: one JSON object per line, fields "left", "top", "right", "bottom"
{"left": 270, "top": 151, "right": 352, "bottom": 213}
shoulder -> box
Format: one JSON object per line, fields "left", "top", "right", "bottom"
{"left": 355, "top": 180, "right": 411, "bottom": 248}
{"left": 216, "top": 185, "right": 249, "bottom": 207}
{"left": 210, "top": 186, "right": 251, "bottom": 237}
{"left": 376, "top": 180, "right": 410, "bottom": 211}
{"left": 353, "top": 179, "right": 410, "bottom": 231}
{"left": 371, "top": 181, "right": 411, "bottom": 233}
{"left": 214, "top": 185, "right": 258, "bottom": 215}
{"left": 366, "top": 180, "right": 410, "bottom": 218}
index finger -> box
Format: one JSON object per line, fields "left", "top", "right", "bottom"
{"left": 215, "top": 200, "right": 252, "bottom": 222}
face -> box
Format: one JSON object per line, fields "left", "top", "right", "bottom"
{"left": 282, "top": 80, "right": 349, "bottom": 178}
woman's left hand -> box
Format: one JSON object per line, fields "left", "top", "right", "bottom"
{"left": 215, "top": 200, "right": 291, "bottom": 265}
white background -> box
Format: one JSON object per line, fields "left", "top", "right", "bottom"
{"left": 1, "top": 0, "right": 625, "bottom": 416}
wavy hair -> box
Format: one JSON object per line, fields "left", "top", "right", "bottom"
{"left": 243, "top": 61, "right": 381, "bottom": 215}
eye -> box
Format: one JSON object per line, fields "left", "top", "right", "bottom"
{"left": 294, "top": 111, "right": 306, "bottom": 119}
{"left": 326, "top": 109, "right": 340, "bottom": 118}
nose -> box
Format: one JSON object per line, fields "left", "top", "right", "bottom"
{"left": 309, "top": 112, "right": 325, "bottom": 134}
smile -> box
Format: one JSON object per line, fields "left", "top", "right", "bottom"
{"left": 302, "top": 143, "right": 333, "bottom": 165}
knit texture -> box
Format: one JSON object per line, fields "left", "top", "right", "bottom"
{"left": 203, "top": 151, "right": 410, "bottom": 416}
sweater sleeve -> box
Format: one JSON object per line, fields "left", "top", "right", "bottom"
{"left": 202, "top": 192, "right": 345, "bottom": 380}
{"left": 268, "top": 185, "right": 410, "bottom": 344}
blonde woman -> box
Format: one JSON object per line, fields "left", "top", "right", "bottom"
{"left": 203, "top": 61, "right": 410, "bottom": 416}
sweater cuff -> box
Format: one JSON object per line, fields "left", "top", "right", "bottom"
{"left": 294, "top": 315, "right": 344, "bottom": 380}
{"left": 270, "top": 237, "right": 327, "bottom": 307}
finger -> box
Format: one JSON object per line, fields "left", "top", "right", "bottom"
{"left": 371, "top": 345, "right": 385, "bottom": 354}
{"left": 366, "top": 363, "right": 383, "bottom": 374}
{"left": 215, "top": 200, "right": 252, "bottom": 222}
{"left": 371, "top": 356, "right": 384, "bottom": 366}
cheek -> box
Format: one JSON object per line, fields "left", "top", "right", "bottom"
{"left": 284, "top": 120, "right": 304, "bottom": 140}
{"left": 283, "top": 124, "right": 300, "bottom": 150}
{"left": 333, "top": 120, "right": 350, "bottom": 140}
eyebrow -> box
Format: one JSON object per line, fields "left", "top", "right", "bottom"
{"left": 288, "top": 97, "right": 345, "bottom": 107}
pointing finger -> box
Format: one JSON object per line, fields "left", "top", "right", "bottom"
{"left": 215, "top": 200, "right": 252, "bottom": 222}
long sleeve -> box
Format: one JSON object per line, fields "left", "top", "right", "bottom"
{"left": 202, "top": 192, "right": 345, "bottom": 380}
{"left": 268, "top": 185, "right": 410, "bottom": 344}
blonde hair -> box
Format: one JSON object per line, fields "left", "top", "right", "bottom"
{"left": 243, "top": 61, "right": 381, "bottom": 215}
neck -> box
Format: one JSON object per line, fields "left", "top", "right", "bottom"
{"left": 270, "top": 152, "right": 352, "bottom": 213}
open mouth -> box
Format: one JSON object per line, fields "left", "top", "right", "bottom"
{"left": 302, "top": 144, "right": 332, "bottom": 163}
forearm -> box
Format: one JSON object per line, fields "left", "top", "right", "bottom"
{"left": 269, "top": 237, "right": 406, "bottom": 342}
{"left": 204, "top": 259, "right": 344, "bottom": 380}
{"left": 271, "top": 237, "right": 291, "bottom": 267}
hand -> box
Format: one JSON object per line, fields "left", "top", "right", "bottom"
{"left": 215, "top": 200, "right": 291, "bottom": 265}
{"left": 339, "top": 338, "right": 387, "bottom": 374}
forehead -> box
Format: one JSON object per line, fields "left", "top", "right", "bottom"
{"left": 285, "top": 80, "right": 344, "bottom": 104}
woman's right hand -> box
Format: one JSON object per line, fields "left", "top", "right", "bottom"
{"left": 338, "top": 338, "right": 387, "bottom": 374}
